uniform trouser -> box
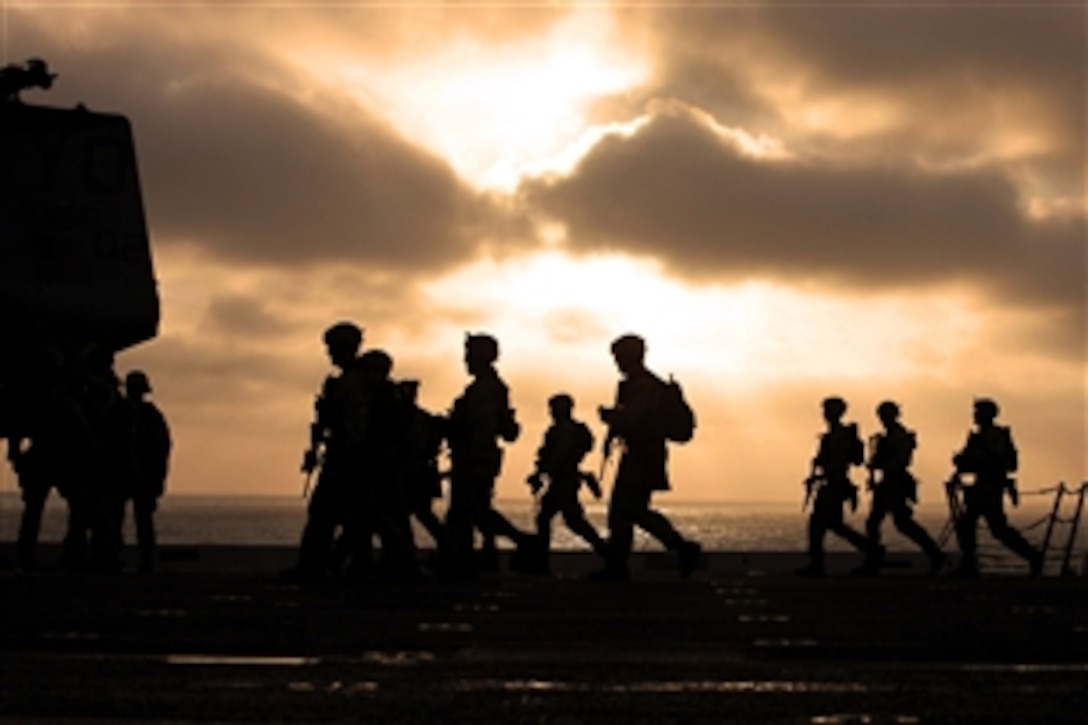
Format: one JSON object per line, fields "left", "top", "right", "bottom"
{"left": 410, "top": 496, "right": 444, "bottom": 546}
{"left": 866, "top": 488, "right": 942, "bottom": 560}
{"left": 297, "top": 464, "right": 352, "bottom": 574}
{"left": 808, "top": 486, "right": 874, "bottom": 563}
{"left": 406, "top": 470, "right": 444, "bottom": 546}
{"left": 536, "top": 489, "right": 606, "bottom": 555}
{"left": 955, "top": 485, "right": 1037, "bottom": 568}
{"left": 61, "top": 491, "right": 91, "bottom": 567}
{"left": 120, "top": 494, "right": 158, "bottom": 562}
{"left": 606, "top": 482, "right": 685, "bottom": 570}
{"left": 445, "top": 467, "right": 525, "bottom": 573}
{"left": 17, "top": 483, "right": 51, "bottom": 569}
{"left": 88, "top": 465, "right": 125, "bottom": 571}
{"left": 356, "top": 474, "right": 417, "bottom": 575}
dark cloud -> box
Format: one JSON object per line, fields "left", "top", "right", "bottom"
{"left": 9, "top": 9, "right": 524, "bottom": 273}
{"left": 522, "top": 104, "right": 1083, "bottom": 315}
{"left": 619, "top": 4, "right": 1084, "bottom": 179}
{"left": 203, "top": 294, "right": 294, "bottom": 340}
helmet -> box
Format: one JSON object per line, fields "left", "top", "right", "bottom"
{"left": 548, "top": 393, "right": 574, "bottom": 412}
{"left": 323, "top": 321, "right": 363, "bottom": 351}
{"left": 465, "top": 333, "right": 499, "bottom": 364}
{"left": 610, "top": 334, "right": 645, "bottom": 361}
{"left": 125, "top": 370, "right": 151, "bottom": 394}
{"left": 974, "top": 398, "right": 1000, "bottom": 420}
{"left": 876, "top": 400, "right": 900, "bottom": 420}
{"left": 360, "top": 348, "right": 393, "bottom": 378}
{"left": 822, "top": 396, "right": 847, "bottom": 417}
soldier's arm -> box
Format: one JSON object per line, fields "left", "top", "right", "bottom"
{"left": 952, "top": 433, "right": 976, "bottom": 472}
{"left": 1004, "top": 427, "right": 1019, "bottom": 473}
{"left": 341, "top": 371, "right": 371, "bottom": 450}
{"left": 578, "top": 422, "right": 594, "bottom": 461}
{"left": 498, "top": 406, "right": 520, "bottom": 443}
{"left": 5, "top": 435, "right": 22, "bottom": 466}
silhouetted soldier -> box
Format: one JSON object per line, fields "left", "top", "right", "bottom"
{"left": 442, "top": 333, "right": 530, "bottom": 578}
{"left": 594, "top": 334, "right": 701, "bottom": 582}
{"left": 0, "top": 58, "right": 56, "bottom": 102}
{"left": 797, "top": 396, "right": 881, "bottom": 576}
{"left": 119, "top": 370, "right": 171, "bottom": 574}
{"left": 526, "top": 393, "right": 607, "bottom": 572}
{"left": 949, "top": 398, "right": 1042, "bottom": 578}
{"left": 346, "top": 349, "right": 416, "bottom": 580}
{"left": 290, "top": 322, "right": 369, "bottom": 580}
{"left": 74, "top": 344, "right": 128, "bottom": 572}
{"left": 6, "top": 349, "right": 93, "bottom": 571}
{"left": 864, "top": 401, "right": 944, "bottom": 575}
{"left": 398, "top": 380, "right": 446, "bottom": 548}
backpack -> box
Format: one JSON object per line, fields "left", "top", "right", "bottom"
{"left": 659, "top": 377, "right": 696, "bottom": 443}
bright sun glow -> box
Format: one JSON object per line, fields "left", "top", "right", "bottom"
{"left": 330, "top": 9, "right": 648, "bottom": 191}
{"left": 423, "top": 252, "right": 982, "bottom": 385}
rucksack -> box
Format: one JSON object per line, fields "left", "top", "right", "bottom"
{"left": 660, "top": 377, "right": 696, "bottom": 443}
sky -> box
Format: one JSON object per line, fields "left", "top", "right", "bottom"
{"left": 4, "top": 0, "right": 1084, "bottom": 502}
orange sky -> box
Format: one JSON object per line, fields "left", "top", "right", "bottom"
{"left": 5, "top": 1, "right": 1084, "bottom": 502}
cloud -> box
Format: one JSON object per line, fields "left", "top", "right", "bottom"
{"left": 618, "top": 4, "right": 1085, "bottom": 196}
{"left": 203, "top": 294, "right": 294, "bottom": 340}
{"left": 9, "top": 7, "right": 526, "bottom": 274}
{"left": 522, "top": 103, "right": 1084, "bottom": 318}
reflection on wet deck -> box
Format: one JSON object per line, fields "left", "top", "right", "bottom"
{"left": 452, "top": 679, "right": 875, "bottom": 694}
{"left": 3, "top": 551, "right": 1087, "bottom": 721}
{"left": 166, "top": 655, "right": 318, "bottom": 666}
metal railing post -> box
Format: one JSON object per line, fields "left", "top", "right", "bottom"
{"left": 1039, "top": 482, "right": 1067, "bottom": 562}
{"left": 1060, "top": 483, "right": 1086, "bottom": 576}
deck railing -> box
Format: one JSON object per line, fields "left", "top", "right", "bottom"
{"left": 940, "top": 480, "right": 1087, "bottom": 576}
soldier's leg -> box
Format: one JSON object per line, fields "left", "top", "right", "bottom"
{"left": 133, "top": 494, "right": 158, "bottom": 573}
{"left": 559, "top": 501, "right": 607, "bottom": 556}
{"left": 476, "top": 482, "right": 503, "bottom": 570}
{"left": 601, "top": 482, "right": 640, "bottom": 576}
{"left": 443, "top": 471, "right": 491, "bottom": 576}
{"left": 865, "top": 492, "right": 890, "bottom": 548}
{"left": 891, "top": 502, "right": 944, "bottom": 562}
{"left": 296, "top": 467, "right": 344, "bottom": 575}
{"left": 982, "top": 502, "right": 1041, "bottom": 566}
{"left": 17, "top": 480, "right": 50, "bottom": 571}
{"left": 536, "top": 495, "right": 560, "bottom": 551}
{"left": 482, "top": 505, "right": 529, "bottom": 546}
{"left": 442, "top": 474, "right": 472, "bottom": 567}
{"left": 61, "top": 489, "right": 90, "bottom": 569}
{"left": 806, "top": 490, "right": 835, "bottom": 568}
{"left": 953, "top": 489, "right": 983, "bottom": 574}
{"left": 411, "top": 491, "right": 444, "bottom": 548}
{"left": 816, "top": 487, "right": 870, "bottom": 553}
{"left": 635, "top": 505, "right": 686, "bottom": 551}
{"left": 89, "top": 467, "right": 125, "bottom": 572}
{"left": 371, "top": 476, "right": 417, "bottom": 578}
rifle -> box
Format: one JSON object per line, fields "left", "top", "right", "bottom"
{"left": 598, "top": 425, "right": 617, "bottom": 482}
{"left": 580, "top": 470, "right": 603, "bottom": 500}
{"left": 300, "top": 443, "right": 323, "bottom": 499}
{"left": 1005, "top": 476, "right": 1020, "bottom": 507}
{"left": 865, "top": 433, "right": 881, "bottom": 491}
{"left": 300, "top": 385, "right": 329, "bottom": 499}
{"left": 802, "top": 461, "right": 822, "bottom": 512}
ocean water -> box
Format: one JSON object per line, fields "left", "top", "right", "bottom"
{"left": 2, "top": 490, "right": 1081, "bottom": 557}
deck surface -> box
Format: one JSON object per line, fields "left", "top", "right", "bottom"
{"left": 2, "top": 545, "right": 1086, "bottom": 723}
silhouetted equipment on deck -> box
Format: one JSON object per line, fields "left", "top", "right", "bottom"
{"left": 0, "top": 59, "right": 57, "bottom": 102}
{"left": 1, "top": 61, "right": 160, "bottom": 434}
